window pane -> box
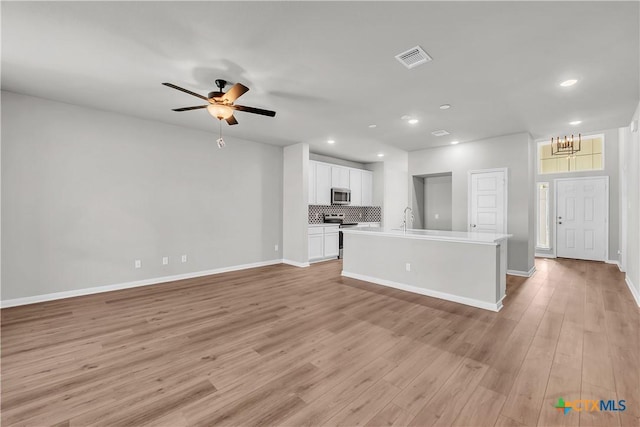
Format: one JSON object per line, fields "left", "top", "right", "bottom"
{"left": 538, "top": 134, "right": 604, "bottom": 174}
{"left": 537, "top": 183, "right": 550, "bottom": 248}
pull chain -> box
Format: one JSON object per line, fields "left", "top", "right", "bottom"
{"left": 216, "top": 119, "right": 225, "bottom": 148}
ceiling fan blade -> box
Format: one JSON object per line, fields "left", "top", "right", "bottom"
{"left": 232, "top": 104, "right": 276, "bottom": 117}
{"left": 172, "top": 105, "right": 208, "bottom": 112}
{"left": 226, "top": 115, "right": 239, "bottom": 125}
{"left": 222, "top": 83, "right": 249, "bottom": 103}
{"left": 162, "top": 83, "right": 208, "bottom": 101}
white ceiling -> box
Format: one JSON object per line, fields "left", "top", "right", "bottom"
{"left": 2, "top": 1, "right": 638, "bottom": 163}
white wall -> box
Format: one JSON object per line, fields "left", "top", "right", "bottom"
{"left": 409, "top": 133, "right": 534, "bottom": 274}
{"left": 424, "top": 175, "right": 453, "bottom": 231}
{"left": 310, "top": 153, "right": 365, "bottom": 169}
{"left": 382, "top": 150, "right": 409, "bottom": 229}
{"left": 366, "top": 162, "right": 384, "bottom": 209}
{"left": 621, "top": 102, "right": 640, "bottom": 304}
{"left": 534, "top": 128, "right": 620, "bottom": 261}
{"left": 1, "top": 91, "right": 284, "bottom": 301}
{"left": 283, "top": 143, "right": 309, "bottom": 265}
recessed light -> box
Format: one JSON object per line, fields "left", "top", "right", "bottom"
{"left": 408, "top": 119, "right": 419, "bottom": 125}
{"left": 439, "top": 104, "right": 451, "bottom": 110}
{"left": 560, "top": 79, "right": 578, "bottom": 87}
{"left": 327, "top": 140, "right": 335, "bottom": 144}
{"left": 368, "top": 124, "right": 377, "bottom": 128}
{"left": 377, "top": 153, "right": 384, "bottom": 158}
{"left": 569, "top": 120, "right": 582, "bottom": 125}
{"left": 450, "top": 140, "right": 459, "bottom": 145}
{"left": 401, "top": 115, "right": 411, "bottom": 121}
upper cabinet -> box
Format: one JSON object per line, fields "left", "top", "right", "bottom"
{"left": 331, "top": 167, "right": 350, "bottom": 189}
{"left": 315, "top": 162, "right": 332, "bottom": 205}
{"left": 309, "top": 160, "right": 373, "bottom": 206}
{"left": 349, "top": 169, "right": 362, "bottom": 206}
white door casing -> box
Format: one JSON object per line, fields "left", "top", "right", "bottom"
{"left": 468, "top": 168, "right": 508, "bottom": 233}
{"left": 555, "top": 177, "right": 608, "bottom": 261}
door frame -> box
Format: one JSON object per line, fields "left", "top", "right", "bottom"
{"left": 467, "top": 168, "right": 509, "bottom": 233}
{"left": 553, "top": 175, "right": 609, "bottom": 261}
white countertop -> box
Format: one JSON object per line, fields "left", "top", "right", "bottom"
{"left": 341, "top": 227, "right": 511, "bottom": 245}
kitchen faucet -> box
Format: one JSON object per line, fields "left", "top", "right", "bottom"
{"left": 402, "top": 207, "right": 414, "bottom": 232}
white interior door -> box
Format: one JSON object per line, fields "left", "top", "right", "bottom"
{"left": 556, "top": 177, "right": 608, "bottom": 261}
{"left": 469, "top": 169, "right": 507, "bottom": 233}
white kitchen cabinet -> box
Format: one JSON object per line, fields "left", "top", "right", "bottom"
{"left": 331, "top": 166, "right": 350, "bottom": 189}
{"left": 308, "top": 161, "right": 316, "bottom": 205}
{"left": 324, "top": 231, "right": 339, "bottom": 258}
{"left": 362, "top": 171, "right": 373, "bottom": 206}
{"left": 323, "top": 225, "right": 340, "bottom": 258}
{"left": 349, "top": 169, "right": 362, "bottom": 206}
{"left": 308, "top": 233, "right": 324, "bottom": 260}
{"left": 309, "top": 161, "right": 373, "bottom": 207}
{"left": 308, "top": 225, "right": 339, "bottom": 261}
{"left": 315, "top": 162, "right": 331, "bottom": 205}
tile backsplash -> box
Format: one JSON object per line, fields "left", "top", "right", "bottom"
{"left": 308, "top": 205, "right": 382, "bottom": 224}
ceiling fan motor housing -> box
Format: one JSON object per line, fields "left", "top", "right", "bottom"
{"left": 208, "top": 91, "right": 225, "bottom": 100}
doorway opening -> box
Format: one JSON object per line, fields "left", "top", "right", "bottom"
{"left": 411, "top": 172, "right": 452, "bottom": 230}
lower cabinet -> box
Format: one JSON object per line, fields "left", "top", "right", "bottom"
{"left": 308, "top": 225, "right": 339, "bottom": 261}
{"left": 324, "top": 230, "right": 339, "bottom": 258}
{"left": 308, "top": 233, "right": 324, "bottom": 260}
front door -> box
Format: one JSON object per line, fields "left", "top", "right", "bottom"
{"left": 555, "top": 177, "right": 608, "bottom": 261}
{"left": 469, "top": 169, "right": 507, "bottom": 233}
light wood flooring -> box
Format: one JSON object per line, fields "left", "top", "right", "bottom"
{"left": 1, "top": 258, "right": 638, "bottom": 426}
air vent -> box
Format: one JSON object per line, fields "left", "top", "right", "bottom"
{"left": 431, "top": 130, "right": 450, "bottom": 137}
{"left": 395, "top": 46, "right": 432, "bottom": 69}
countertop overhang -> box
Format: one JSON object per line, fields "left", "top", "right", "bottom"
{"left": 341, "top": 227, "right": 512, "bottom": 245}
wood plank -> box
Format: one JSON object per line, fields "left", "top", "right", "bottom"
{"left": 452, "top": 385, "right": 506, "bottom": 427}
{"left": 408, "top": 358, "right": 489, "bottom": 426}
{"left": 1, "top": 258, "right": 637, "bottom": 427}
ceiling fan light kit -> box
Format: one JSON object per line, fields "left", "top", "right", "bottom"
{"left": 207, "top": 104, "right": 234, "bottom": 120}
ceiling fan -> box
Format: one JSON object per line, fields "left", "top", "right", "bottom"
{"left": 162, "top": 79, "right": 276, "bottom": 126}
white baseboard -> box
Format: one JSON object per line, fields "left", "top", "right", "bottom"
{"left": 507, "top": 266, "right": 536, "bottom": 277}
{"left": 605, "top": 259, "right": 622, "bottom": 271}
{"left": 341, "top": 271, "right": 503, "bottom": 312}
{"left": 625, "top": 276, "right": 640, "bottom": 307}
{"left": 1, "top": 259, "right": 284, "bottom": 308}
{"left": 282, "top": 259, "right": 310, "bottom": 268}
{"left": 535, "top": 253, "right": 556, "bottom": 259}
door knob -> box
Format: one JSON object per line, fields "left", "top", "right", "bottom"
{"left": 558, "top": 221, "right": 563, "bottom": 225}
{"left": 471, "top": 224, "right": 477, "bottom": 228}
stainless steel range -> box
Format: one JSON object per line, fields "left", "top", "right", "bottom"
{"left": 323, "top": 213, "right": 358, "bottom": 259}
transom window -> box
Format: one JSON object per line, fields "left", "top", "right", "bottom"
{"left": 538, "top": 134, "right": 604, "bottom": 174}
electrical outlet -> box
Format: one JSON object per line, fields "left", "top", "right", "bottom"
{"left": 181, "top": 254, "right": 187, "bottom": 263}
{"left": 135, "top": 260, "right": 141, "bottom": 269}
{"left": 275, "top": 244, "right": 279, "bottom": 252}
{"left": 162, "top": 256, "right": 169, "bottom": 265}
{"left": 405, "top": 263, "right": 411, "bottom": 272}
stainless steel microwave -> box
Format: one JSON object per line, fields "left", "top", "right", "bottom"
{"left": 331, "top": 188, "right": 351, "bottom": 205}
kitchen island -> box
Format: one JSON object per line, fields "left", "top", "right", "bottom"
{"left": 341, "top": 228, "right": 511, "bottom": 311}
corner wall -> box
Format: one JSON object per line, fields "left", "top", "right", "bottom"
{"left": 1, "top": 91, "right": 284, "bottom": 302}
{"left": 282, "top": 143, "right": 309, "bottom": 266}
{"left": 408, "top": 133, "right": 534, "bottom": 274}
{"left": 621, "top": 102, "right": 640, "bottom": 304}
